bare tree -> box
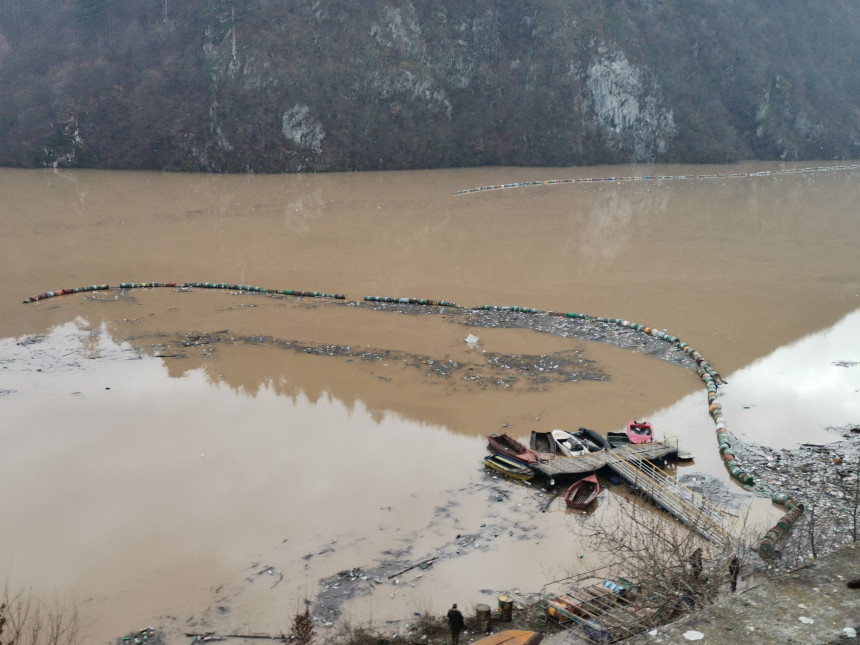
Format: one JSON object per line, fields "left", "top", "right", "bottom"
{"left": 573, "top": 492, "right": 754, "bottom": 613}
{"left": 284, "top": 601, "right": 315, "bottom": 644}
{"left": 0, "top": 587, "right": 80, "bottom": 645}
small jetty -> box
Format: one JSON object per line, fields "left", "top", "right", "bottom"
{"left": 530, "top": 437, "right": 678, "bottom": 479}
{"left": 606, "top": 446, "right": 739, "bottom": 549}
{"left": 532, "top": 437, "right": 740, "bottom": 549}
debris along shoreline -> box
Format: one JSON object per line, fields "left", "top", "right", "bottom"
{"left": 308, "top": 476, "right": 545, "bottom": 630}
{"left": 22, "top": 285, "right": 792, "bottom": 530}
{"left": 295, "top": 431, "right": 860, "bottom": 644}
{"left": 307, "top": 433, "right": 859, "bottom": 631}
{"left": 731, "top": 424, "right": 860, "bottom": 569}
{"left": 22, "top": 283, "right": 702, "bottom": 372}
{"left": 26, "top": 283, "right": 855, "bottom": 641}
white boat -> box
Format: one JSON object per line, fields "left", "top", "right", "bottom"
{"left": 550, "top": 429, "right": 590, "bottom": 457}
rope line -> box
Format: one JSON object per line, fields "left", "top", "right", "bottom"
{"left": 453, "top": 163, "right": 860, "bottom": 195}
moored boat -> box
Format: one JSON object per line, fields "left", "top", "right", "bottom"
{"left": 627, "top": 420, "right": 653, "bottom": 444}
{"left": 488, "top": 433, "right": 538, "bottom": 463}
{"left": 529, "top": 430, "right": 558, "bottom": 457}
{"left": 606, "top": 431, "right": 630, "bottom": 448}
{"left": 572, "top": 428, "right": 605, "bottom": 453}
{"left": 484, "top": 453, "right": 535, "bottom": 481}
{"left": 579, "top": 427, "right": 612, "bottom": 451}
{"left": 550, "top": 429, "right": 590, "bottom": 457}
{"left": 564, "top": 473, "right": 600, "bottom": 509}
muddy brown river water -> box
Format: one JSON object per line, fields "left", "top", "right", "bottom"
{"left": 0, "top": 164, "right": 859, "bottom": 643}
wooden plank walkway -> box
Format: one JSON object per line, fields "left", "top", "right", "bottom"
{"left": 530, "top": 438, "right": 741, "bottom": 550}
{"left": 605, "top": 446, "right": 740, "bottom": 550}
{"left": 530, "top": 439, "right": 679, "bottom": 477}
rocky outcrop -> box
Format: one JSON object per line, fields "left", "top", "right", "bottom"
{"left": 0, "top": 1, "right": 857, "bottom": 172}
{"left": 281, "top": 105, "right": 326, "bottom": 155}
{"left": 585, "top": 47, "right": 676, "bottom": 161}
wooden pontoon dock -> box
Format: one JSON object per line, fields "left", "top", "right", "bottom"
{"left": 532, "top": 436, "right": 740, "bottom": 549}
{"left": 530, "top": 438, "right": 679, "bottom": 479}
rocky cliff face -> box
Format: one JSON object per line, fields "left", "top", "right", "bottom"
{"left": 0, "top": 0, "right": 857, "bottom": 171}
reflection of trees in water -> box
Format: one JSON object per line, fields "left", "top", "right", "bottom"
{"left": 0, "top": 320, "right": 133, "bottom": 374}
{"left": 578, "top": 186, "right": 670, "bottom": 263}
{"left": 94, "top": 299, "right": 697, "bottom": 437}
{"left": 152, "top": 328, "right": 604, "bottom": 400}
{"left": 11, "top": 294, "right": 698, "bottom": 435}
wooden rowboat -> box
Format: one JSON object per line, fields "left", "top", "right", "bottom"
{"left": 627, "top": 420, "right": 653, "bottom": 444}
{"left": 471, "top": 630, "right": 543, "bottom": 645}
{"left": 484, "top": 454, "right": 534, "bottom": 481}
{"left": 488, "top": 433, "right": 538, "bottom": 463}
{"left": 529, "top": 430, "right": 558, "bottom": 457}
{"left": 564, "top": 473, "right": 600, "bottom": 509}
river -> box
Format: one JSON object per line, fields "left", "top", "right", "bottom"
{"left": 0, "top": 163, "right": 858, "bottom": 643}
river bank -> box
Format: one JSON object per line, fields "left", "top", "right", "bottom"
{"left": 374, "top": 429, "right": 859, "bottom": 645}
{"left": 135, "top": 425, "right": 858, "bottom": 644}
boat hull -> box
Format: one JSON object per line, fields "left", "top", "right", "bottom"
{"left": 529, "top": 430, "right": 558, "bottom": 456}
{"left": 488, "top": 433, "right": 538, "bottom": 463}
{"left": 627, "top": 420, "right": 653, "bottom": 444}
{"left": 579, "top": 427, "right": 612, "bottom": 451}
{"left": 550, "top": 429, "right": 589, "bottom": 457}
{"left": 606, "top": 431, "right": 630, "bottom": 448}
{"left": 564, "top": 473, "right": 600, "bottom": 509}
{"left": 484, "top": 454, "right": 535, "bottom": 481}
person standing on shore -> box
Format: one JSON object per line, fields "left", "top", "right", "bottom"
{"left": 690, "top": 547, "right": 703, "bottom": 580}
{"left": 730, "top": 553, "right": 740, "bottom": 592}
{"left": 447, "top": 603, "right": 465, "bottom": 645}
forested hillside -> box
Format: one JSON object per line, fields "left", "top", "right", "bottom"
{"left": 0, "top": 0, "right": 858, "bottom": 172}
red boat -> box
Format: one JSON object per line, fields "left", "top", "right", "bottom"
{"left": 564, "top": 474, "right": 600, "bottom": 509}
{"left": 626, "top": 420, "right": 653, "bottom": 444}
{"left": 487, "top": 433, "right": 538, "bottom": 463}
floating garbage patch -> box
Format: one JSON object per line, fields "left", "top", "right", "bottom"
{"left": 22, "top": 281, "right": 798, "bottom": 548}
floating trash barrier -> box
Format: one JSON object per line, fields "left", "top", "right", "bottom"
{"left": 758, "top": 494, "right": 805, "bottom": 558}
{"left": 119, "top": 282, "right": 177, "bottom": 289}
{"left": 25, "top": 282, "right": 347, "bottom": 301}
{"left": 364, "top": 295, "right": 461, "bottom": 308}
{"left": 22, "top": 283, "right": 771, "bottom": 510}
{"left": 454, "top": 163, "right": 860, "bottom": 195}
{"left": 476, "top": 304, "right": 544, "bottom": 314}
{"left": 183, "top": 282, "right": 345, "bottom": 299}
{"left": 23, "top": 284, "right": 109, "bottom": 303}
